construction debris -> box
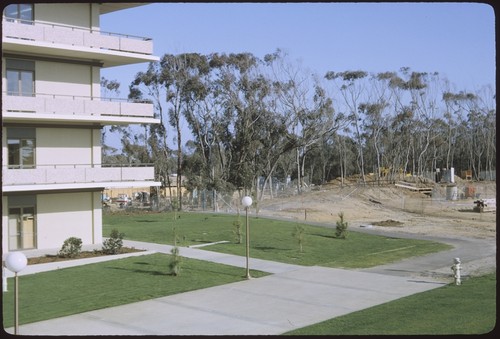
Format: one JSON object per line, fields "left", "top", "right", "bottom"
{"left": 394, "top": 181, "right": 433, "bottom": 193}
{"left": 473, "top": 199, "right": 496, "bottom": 213}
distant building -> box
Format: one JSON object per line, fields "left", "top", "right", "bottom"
{"left": 2, "top": 3, "right": 161, "bottom": 254}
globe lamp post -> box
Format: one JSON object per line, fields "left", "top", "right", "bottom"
{"left": 6, "top": 251, "right": 27, "bottom": 335}
{"left": 241, "top": 196, "right": 253, "bottom": 279}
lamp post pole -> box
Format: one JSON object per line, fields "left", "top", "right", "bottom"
{"left": 241, "top": 196, "right": 253, "bottom": 279}
{"left": 6, "top": 251, "right": 27, "bottom": 335}
{"left": 14, "top": 271, "right": 20, "bottom": 334}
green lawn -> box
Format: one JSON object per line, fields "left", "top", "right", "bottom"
{"left": 104, "top": 211, "right": 452, "bottom": 268}
{"left": 2, "top": 253, "right": 269, "bottom": 328}
{"left": 285, "top": 272, "right": 496, "bottom": 335}
{"left": 4, "top": 211, "right": 476, "bottom": 333}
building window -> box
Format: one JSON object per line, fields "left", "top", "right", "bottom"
{"left": 3, "top": 3, "right": 34, "bottom": 23}
{"left": 6, "top": 59, "right": 35, "bottom": 97}
{"left": 8, "top": 195, "right": 37, "bottom": 251}
{"left": 7, "top": 128, "right": 36, "bottom": 169}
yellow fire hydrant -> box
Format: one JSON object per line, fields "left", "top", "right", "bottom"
{"left": 451, "top": 257, "right": 462, "bottom": 285}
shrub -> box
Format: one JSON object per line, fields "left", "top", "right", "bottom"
{"left": 335, "top": 212, "right": 349, "bottom": 239}
{"left": 102, "top": 229, "right": 125, "bottom": 254}
{"left": 292, "top": 225, "right": 306, "bottom": 252}
{"left": 233, "top": 218, "right": 243, "bottom": 244}
{"left": 169, "top": 246, "right": 182, "bottom": 276}
{"left": 58, "top": 237, "right": 82, "bottom": 258}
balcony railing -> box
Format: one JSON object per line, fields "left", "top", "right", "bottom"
{"left": 2, "top": 163, "right": 156, "bottom": 186}
{"left": 2, "top": 92, "right": 154, "bottom": 119}
{"left": 2, "top": 17, "right": 153, "bottom": 55}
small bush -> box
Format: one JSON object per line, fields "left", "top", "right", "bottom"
{"left": 335, "top": 212, "right": 349, "bottom": 239}
{"left": 58, "top": 237, "right": 82, "bottom": 258}
{"left": 102, "top": 229, "right": 125, "bottom": 254}
{"left": 233, "top": 218, "right": 243, "bottom": 244}
{"left": 169, "top": 246, "right": 182, "bottom": 276}
{"left": 292, "top": 225, "right": 306, "bottom": 252}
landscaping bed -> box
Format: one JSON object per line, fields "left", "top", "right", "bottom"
{"left": 27, "top": 247, "right": 145, "bottom": 265}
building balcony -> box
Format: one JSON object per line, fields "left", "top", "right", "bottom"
{"left": 2, "top": 18, "right": 158, "bottom": 67}
{"left": 2, "top": 92, "right": 160, "bottom": 126}
{"left": 2, "top": 164, "right": 160, "bottom": 193}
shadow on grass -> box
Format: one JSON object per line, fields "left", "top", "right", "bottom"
{"left": 310, "top": 233, "right": 337, "bottom": 239}
{"left": 105, "top": 264, "right": 169, "bottom": 276}
{"left": 182, "top": 266, "right": 251, "bottom": 278}
{"left": 254, "top": 245, "right": 295, "bottom": 252}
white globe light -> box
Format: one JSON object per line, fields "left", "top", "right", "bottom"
{"left": 5, "top": 252, "right": 27, "bottom": 273}
{"left": 241, "top": 196, "right": 253, "bottom": 208}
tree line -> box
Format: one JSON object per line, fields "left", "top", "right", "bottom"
{"left": 102, "top": 49, "right": 496, "bottom": 209}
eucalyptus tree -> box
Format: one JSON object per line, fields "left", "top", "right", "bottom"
{"left": 218, "top": 53, "right": 268, "bottom": 196}
{"left": 182, "top": 59, "right": 225, "bottom": 207}
{"left": 477, "top": 85, "right": 496, "bottom": 178}
{"left": 266, "top": 49, "right": 339, "bottom": 194}
{"left": 375, "top": 68, "right": 443, "bottom": 178}
{"left": 358, "top": 101, "right": 388, "bottom": 183}
{"left": 443, "top": 86, "right": 496, "bottom": 180}
{"left": 325, "top": 70, "right": 368, "bottom": 183}
{"left": 296, "top": 82, "right": 337, "bottom": 186}
{"left": 158, "top": 53, "right": 215, "bottom": 210}
{"left": 100, "top": 77, "right": 121, "bottom": 162}
{"left": 129, "top": 61, "right": 175, "bottom": 201}
{"left": 333, "top": 131, "right": 357, "bottom": 186}
{"left": 463, "top": 95, "right": 494, "bottom": 180}
{"left": 254, "top": 90, "right": 295, "bottom": 200}
{"left": 441, "top": 90, "right": 464, "bottom": 170}
{"left": 131, "top": 53, "right": 211, "bottom": 210}
{"left": 390, "top": 70, "right": 442, "bottom": 177}
{"left": 179, "top": 52, "right": 273, "bottom": 206}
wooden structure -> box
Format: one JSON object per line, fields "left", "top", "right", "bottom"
{"left": 461, "top": 170, "right": 473, "bottom": 181}
{"left": 394, "top": 181, "right": 433, "bottom": 194}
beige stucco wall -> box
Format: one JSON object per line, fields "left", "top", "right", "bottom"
{"left": 36, "top": 191, "right": 102, "bottom": 250}
{"left": 36, "top": 61, "right": 93, "bottom": 98}
{"left": 34, "top": 3, "right": 98, "bottom": 29}
{"left": 36, "top": 127, "right": 101, "bottom": 167}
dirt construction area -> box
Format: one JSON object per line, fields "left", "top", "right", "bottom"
{"left": 258, "top": 180, "right": 496, "bottom": 239}
{"left": 256, "top": 179, "right": 496, "bottom": 276}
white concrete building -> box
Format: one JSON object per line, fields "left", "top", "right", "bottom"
{"left": 2, "top": 3, "right": 160, "bottom": 254}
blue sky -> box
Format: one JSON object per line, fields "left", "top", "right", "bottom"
{"left": 100, "top": 2, "right": 495, "bottom": 94}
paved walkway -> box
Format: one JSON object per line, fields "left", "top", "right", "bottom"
{"left": 3, "top": 231, "right": 496, "bottom": 335}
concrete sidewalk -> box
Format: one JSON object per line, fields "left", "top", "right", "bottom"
{"left": 4, "top": 240, "right": 451, "bottom": 335}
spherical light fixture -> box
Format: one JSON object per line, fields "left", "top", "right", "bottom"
{"left": 5, "top": 252, "right": 27, "bottom": 273}
{"left": 241, "top": 196, "right": 252, "bottom": 208}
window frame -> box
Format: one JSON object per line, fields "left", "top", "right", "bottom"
{"left": 6, "top": 68, "right": 35, "bottom": 97}
{"left": 8, "top": 195, "right": 37, "bottom": 251}
{"left": 3, "top": 3, "right": 34, "bottom": 23}
{"left": 6, "top": 59, "right": 36, "bottom": 97}
{"left": 8, "top": 206, "right": 37, "bottom": 250}
{"left": 7, "top": 128, "right": 36, "bottom": 169}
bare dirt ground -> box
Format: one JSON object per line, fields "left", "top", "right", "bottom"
{"left": 258, "top": 180, "right": 496, "bottom": 240}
